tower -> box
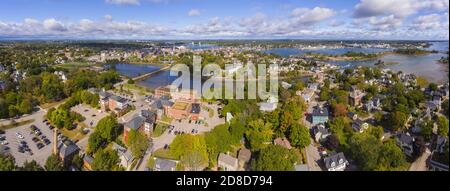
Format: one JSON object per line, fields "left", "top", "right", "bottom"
{"left": 53, "top": 128, "right": 58, "bottom": 155}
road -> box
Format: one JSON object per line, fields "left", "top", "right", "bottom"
{"left": 409, "top": 148, "right": 431, "bottom": 171}
{"left": 302, "top": 93, "right": 323, "bottom": 171}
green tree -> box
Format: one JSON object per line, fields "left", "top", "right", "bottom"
{"left": 170, "top": 134, "right": 208, "bottom": 171}
{"left": 204, "top": 124, "right": 232, "bottom": 165}
{"left": 45, "top": 154, "right": 65, "bottom": 171}
{"left": 253, "top": 145, "right": 297, "bottom": 171}
{"left": 245, "top": 119, "right": 274, "bottom": 151}
{"left": 420, "top": 120, "right": 434, "bottom": 141}
{"left": 437, "top": 116, "right": 449, "bottom": 136}
{"left": 288, "top": 123, "right": 310, "bottom": 148}
{"left": 21, "top": 160, "right": 44, "bottom": 171}
{"left": 376, "top": 139, "right": 408, "bottom": 171}
{"left": 87, "top": 132, "right": 104, "bottom": 155}
{"left": 127, "top": 129, "right": 149, "bottom": 158}
{"left": 95, "top": 116, "right": 121, "bottom": 142}
{"left": 0, "top": 155, "right": 16, "bottom": 171}
{"left": 389, "top": 111, "right": 408, "bottom": 131}
{"left": 92, "top": 148, "right": 122, "bottom": 171}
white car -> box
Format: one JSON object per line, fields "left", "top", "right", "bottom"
{"left": 15, "top": 133, "right": 24, "bottom": 139}
{"left": 0, "top": 140, "right": 8, "bottom": 145}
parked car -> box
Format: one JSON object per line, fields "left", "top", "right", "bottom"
{"left": 0, "top": 140, "right": 8, "bottom": 145}
{"left": 30, "top": 125, "right": 37, "bottom": 131}
{"left": 16, "top": 133, "right": 24, "bottom": 139}
{"left": 0, "top": 135, "right": 5, "bottom": 141}
{"left": 49, "top": 125, "right": 55, "bottom": 130}
{"left": 43, "top": 139, "right": 51, "bottom": 145}
{"left": 32, "top": 137, "right": 40, "bottom": 143}
{"left": 18, "top": 147, "right": 25, "bottom": 153}
{"left": 37, "top": 143, "right": 44, "bottom": 149}
{"left": 0, "top": 129, "right": 5, "bottom": 135}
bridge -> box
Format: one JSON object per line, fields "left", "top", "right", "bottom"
{"left": 115, "top": 65, "right": 172, "bottom": 87}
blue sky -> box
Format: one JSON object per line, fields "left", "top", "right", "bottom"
{"left": 0, "top": 0, "right": 448, "bottom": 40}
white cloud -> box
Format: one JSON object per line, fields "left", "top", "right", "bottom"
{"left": 188, "top": 9, "right": 202, "bottom": 16}
{"left": 354, "top": 0, "right": 449, "bottom": 18}
{"left": 411, "top": 13, "right": 447, "bottom": 30}
{"left": 43, "top": 19, "right": 67, "bottom": 32}
{"left": 104, "top": 15, "right": 113, "bottom": 21}
{"left": 290, "top": 7, "right": 336, "bottom": 25}
{"left": 105, "top": 0, "right": 140, "bottom": 5}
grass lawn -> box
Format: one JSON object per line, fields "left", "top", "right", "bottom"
{"left": 40, "top": 99, "right": 67, "bottom": 110}
{"left": 60, "top": 123, "right": 88, "bottom": 142}
{"left": 160, "top": 115, "right": 173, "bottom": 124}
{"left": 153, "top": 123, "right": 168, "bottom": 138}
{"left": 0, "top": 119, "right": 35, "bottom": 130}
{"left": 122, "top": 83, "right": 150, "bottom": 95}
{"left": 55, "top": 62, "right": 93, "bottom": 71}
{"left": 152, "top": 148, "right": 176, "bottom": 160}
{"left": 172, "top": 102, "right": 189, "bottom": 110}
{"left": 202, "top": 106, "right": 214, "bottom": 118}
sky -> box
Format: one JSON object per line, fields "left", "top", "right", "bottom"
{"left": 0, "top": 0, "right": 448, "bottom": 40}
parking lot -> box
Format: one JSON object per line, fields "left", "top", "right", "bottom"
{"left": 1, "top": 110, "right": 54, "bottom": 167}
{"left": 71, "top": 104, "right": 109, "bottom": 128}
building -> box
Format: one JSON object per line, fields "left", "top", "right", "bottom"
{"left": 349, "top": 86, "right": 365, "bottom": 107}
{"left": 56, "top": 140, "right": 80, "bottom": 168}
{"left": 323, "top": 152, "right": 349, "bottom": 171}
{"left": 154, "top": 158, "right": 178, "bottom": 171}
{"left": 397, "top": 133, "right": 414, "bottom": 157}
{"left": 237, "top": 148, "right": 251, "bottom": 169}
{"left": 154, "top": 86, "right": 171, "bottom": 99}
{"left": 218, "top": 153, "right": 239, "bottom": 171}
{"left": 352, "top": 119, "right": 369, "bottom": 133}
{"left": 112, "top": 143, "right": 134, "bottom": 170}
{"left": 98, "top": 91, "right": 130, "bottom": 116}
{"left": 313, "top": 123, "right": 331, "bottom": 143}
{"left": 299, "top": 89, "right": 315, "bottom": 103}
{"left": 311, "top": 106, "right": 329, "bottom": 125}
{"left": 83, "top": 155, "right": 94, "bottom": 171}
{"left": 274, "top": 138, "right": 292, "bottom": 150}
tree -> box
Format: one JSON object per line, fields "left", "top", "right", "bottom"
{"left": 18, "top": 98, "right": 33, "bottom": 114}
{"left": 45, "top": 154, "right": 65, "bottom": 171}
{"left": 443, "top": 99, "right": 449, "bottom": 118}
{"left": 92, "top": 149, "right": 122, "bottom": 171}
{"left": 95, "top": 116, "right": 121, "bottom": 143}
{"left": 332, "top": 103, "right": 348, "bottom": 117}
{"left": 279, "top": 111, "right": 294, "bottom": 135}
{"left": 349, "top": 133, "right": 381, "bottom": 171}
{"left": 369, "top": 126, "right": 384, "bottom": 140}
{"left": 20, "top": 160, "right": 44, "bottom": 171}
{"left": 437, "top": 116, "right": 449, "bottom": 136}
{"left": 376, "top": 139, "right": 408, "bottom": 171}
{"left": 87, "top": 132, "right": 105, "bottom": 155}
{"left": 389, "top": 111, "right": 408, "bottom": 131}
{"left": 127, "top": 129, "right": 149, "bottom": 158}
{"left": 71, "top": 154, "right": 84, "bottom": 171}
{"left": 325, "top": 134, "right": 340, "bottom": 150}
{"left": 253, "top": 145, "right": 297, "bottom": 171}
{"left": 204, "top": 124, "right": 232, "bottom": 165}
{"left": 420, "top": 120, "right": 434, "bottom": 141}
{"left": 0, "top": 155, "right": 16, "bottom": 171}
{"left": 245, "top": 119, "right": 274, "bottom": 151}
{"left": 170, "top": 134, "right": 208, "bottom": 171}
{"left": 288, "top": 123, "right": 310, "bottom": 148}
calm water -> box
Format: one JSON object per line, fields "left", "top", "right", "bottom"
{"left": 263, "top": 47, "right": 391, "bottom": 57}
{"left": 113, "top": 63, "right": 161, "bottom": 78}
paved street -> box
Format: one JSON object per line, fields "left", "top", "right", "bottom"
{"left": 409, "top": 148, "right": 431, "bottom": 171}
{"left": 303, "top": 94, "right": 323, "bottom": 171}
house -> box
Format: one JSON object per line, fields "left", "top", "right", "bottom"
{"left": 352, "top": 119, "right": 369, "bottom": 133}
{"left": 281, "top": 81, "right": 292, "bottom": 89}
{"left": 274, "top": 138, "right": 292, "bottom": 150}
{"left": 112, "top": 143, "right": 134, "bottom": 170}
{"left": 218, "top": 153, "right": 239, "bottom": 171}
{"left": 259, "top": 96, "right": 278, "bottom": 112}
{"left": 109, "top": 95, "right": 130, "bottom": 115}
{"left": 154, "top": 86, "right": 171, "bottom": 99}
{"left": 428, "top": 136, "right": 449, "bottom": 171}
{"left": 313, "top": 123, "right": 331, "bottom": 143}
{"left": 311, "top": 106, "right": 329, "bottom": 125}
{"left": 347, "top": 112, "right": 358, "bottom": 121}
{"left": 300, "top": 89, "right": 315, "bottom": 103}
{"left": 349, "top": 86, "right": 365, "bottom": 107}
{"left": 308, "top": 83, "right": 320, "bottom": 91}
{"left": 237, "top": 148, "right": 251, "bottom": 169}
{"left": 323, "top": 152, "right": 349, "bottom": 171}
{"left": 123, "top": 113, "right": 154, "bottom": 143}
{"left": 83, "top": 155, "right": 94, "bottom": 171}
{"left": 57, "top": 140, "right": 80, "bottom": 168}
{"left": 154, "top": 158, "right": 178, "bottom": 171}
{"left": 397, "top": 133, "right": 414, "bottom": 157}
{"left": 436, "top": 136, "right": 448, "bottom": 154}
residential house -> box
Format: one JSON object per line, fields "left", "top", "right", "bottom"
{"left": 347, "top": 112, "right": 358, "bottom": 121}
{"left": 218, "top": 153, "right": 239, "bottom": 171}
{"left": 311, "top": 106, "right": 329, "bottom": 125}
{"left": 57, "top": 140, "right": 80, "bottom": 168}
{"left": 352, "top": 119, "right": 369, "bottom": 133}
{"left": 300, "top": 89, "right": 315, "bottom": 103}
{"left": 83, "top": 155, "right": 94, "bottom": 171}
{"left": 123, "top": 113, "right": 155, "bottom": 143}
{"left": 397, "top": 133, "right": 415, "bottom": 157}
{"left": 237, "top": 148, "right": 251, "bottom": 170}
{"left": 313, "top": 123, "right": 331, "bottom": 143}
{"left": 349, "top": 86, "right": 365, "bottom": 107}
{"left": 323, "top": 152, "right": 349, "bottom": 171}
{"left": 154, "top": 157, "right": 178, "bottom": 171}
{"left": 274, "top": 138, "right": 292, "bottom": 150}
{"left": 281, "top": 81, "right": 292, "bottom": 89}
{"left": 428, "top": 136, "right": 449, "bottom": 171}
{"left": 112, "top": 143, "right": 134, "bottom": 170}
